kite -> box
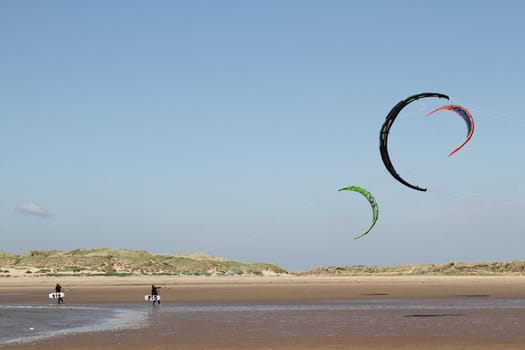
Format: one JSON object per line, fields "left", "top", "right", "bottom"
{"left": 426, "top": 105, "right": 475, "bottom": 156}
{"left": 379, "top": 92, "right": 449, "bottom": 192}
{"left": 338, "top": 186, "right": 378, "bottom": 239}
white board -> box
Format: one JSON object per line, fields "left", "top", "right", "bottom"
{"left": 49, "top": 292, "right": 64, "bottom": 299}
{"left": 144, "top": 295, "right": 160, "bottom": 301}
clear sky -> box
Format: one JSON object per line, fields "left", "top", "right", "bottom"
{"left": 1, "top": 1, "right": 524, "bottom": 271}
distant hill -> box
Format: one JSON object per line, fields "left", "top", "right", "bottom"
{"left": 0, "top": 249, "right": 287, "bottom": 277}
{"left": 300, "top": 261, "right": 525, "bottom": 276}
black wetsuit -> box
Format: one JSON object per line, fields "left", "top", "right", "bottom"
{"left": 55, "top": 284, "right": 64, "bottom": 304}
{"left": 151, "top": 286, "right": 161, "bottom": 305}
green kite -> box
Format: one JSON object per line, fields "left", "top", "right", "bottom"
{"left": 339, "top": 186, "right": 378, "bottom": 239}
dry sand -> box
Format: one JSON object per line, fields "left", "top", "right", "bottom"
{"left": 1, "top": 275, "right": 524, "bottom": 349}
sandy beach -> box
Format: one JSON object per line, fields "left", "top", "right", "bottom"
{"left": 1, "top": 275, "right": 524, "bottom": 349}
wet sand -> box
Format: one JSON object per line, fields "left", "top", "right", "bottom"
{"left": 1, "top": 275, "right": 524, "bottom": 349}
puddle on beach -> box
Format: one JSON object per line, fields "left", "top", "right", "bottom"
{"left": 0, "top": 304, "right": 146, "bottom": 346}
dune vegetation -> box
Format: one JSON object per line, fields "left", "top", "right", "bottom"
{"left": 0, "top": 249, "right": 287, "bottom": 277}
{"left": 1, "top": 249, "right": 524, "bottom": 277}
{"left": 299, "top": 261, "right": 525, "bottom": 276}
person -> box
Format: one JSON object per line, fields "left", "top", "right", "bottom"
{"left": 151, "top": 285, "right": 161, "bottom": 305}
{"left": 55, "top": 283, "right": 64, "bottom": 304}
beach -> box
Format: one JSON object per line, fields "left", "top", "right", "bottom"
{"left": 1, "top": 275, "right": 524, "bottom": 349}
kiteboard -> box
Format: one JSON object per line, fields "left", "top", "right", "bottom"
{"left": 49, "top": 292, "right": 64, "bottom": 299}
{"left": 144, "top": 295, "right": 160, "bottom": 301}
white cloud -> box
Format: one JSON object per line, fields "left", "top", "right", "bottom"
{"left": 15, "top": 202, "right": 52, "bottom": 218}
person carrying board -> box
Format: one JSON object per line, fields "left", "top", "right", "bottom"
{"left": 55, "top": 283, "right": 64, "bottom": 304}
{"left": 151, "top": 285, "right": 161, "bottom": 305}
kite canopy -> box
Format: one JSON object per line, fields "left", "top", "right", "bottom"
{"left": 426, "top": 105, "right": 475, "bottom": 157}
{"left": 338, "top": 186, "right": 378, "bottom": 239}
{"left": 379, "top": 92, "right": 449, "bottom": 192}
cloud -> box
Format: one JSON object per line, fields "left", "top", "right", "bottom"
{"left": 15, "top": 202, "right": 53, "bottom": 218}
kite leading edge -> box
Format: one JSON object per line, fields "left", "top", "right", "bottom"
{"left": 379, "top": 92, "right": 450, "bottom": 192}
{"left": 339, "top": 186, "right": 378, "bottom": 239}
{"left": 425, "top": 104, "right": 475, "bottom": 157}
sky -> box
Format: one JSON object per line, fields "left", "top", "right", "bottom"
{"left": 1, "top": 1, "right": 524, "bottom": 271}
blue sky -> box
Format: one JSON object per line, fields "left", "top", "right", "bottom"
{"left": 1, "top": 1, "right": 524, "bottom": 270}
